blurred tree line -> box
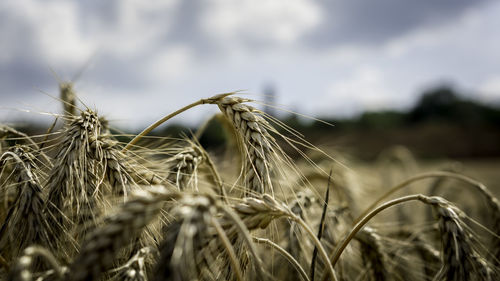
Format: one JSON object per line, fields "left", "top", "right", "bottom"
{"left": 9, "top": 85, "right": 500, "bottom": 160}
{"left": 195, "top": 86, "right": 500, "bottom": 159}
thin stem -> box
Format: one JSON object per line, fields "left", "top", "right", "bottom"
{"left": 211, "top": 217, "right": 244, "bottom": 281}
{"left": 253, "top": 237, "right": 311, "bottom": 281}
{"left": 204, "top": 150, "right": 229, "bottom": 204}
{"left": 291, "top": 214, "right": 338, "bottom": 281}
{"left": 320, "top": 194, "right": 425, "bottom": 281}
{"left": 0, "top": 254, "right": 9, "bottom": 272}
{"left": 40, "top": 116, "right": 58, "bottom": 150}
{"left": 354, "top": 171, "right": 491, "bottom": 224}
{"left": 220, "top": 205, "right": 266, "bottom": 280}
{"left": 123, "top": 92, "right": 234, "bottom": 152}
{"left": 311, "top": 170, "right": 331, "bottom": 281}
{"left": 123, "top": 100, "right": 204, "bottom": 151}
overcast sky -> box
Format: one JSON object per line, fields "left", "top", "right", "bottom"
{"left": 1, "top": 0, "right": 500, "bottom": 129}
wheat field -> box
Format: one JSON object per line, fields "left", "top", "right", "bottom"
{"left": 0, "top": 86, "right": 499, "bottom": 281}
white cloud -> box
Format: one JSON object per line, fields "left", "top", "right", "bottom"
{"left": 145, "top": 45, "right": 194, "bottom": 82}
{"left": 1, "top": 0, "right": 95, "bottom": 65}
{"left": 202, "top": 0, "right": 322, "bottom": 46}
{"left": 383, "top": 3, "right": 498, "bottom": 60}
{"left": 478, "top": 76, "right": 500, "bottom": 101}
{"left": 320, "top": 67, "right": 400, "bottom": 117}
{"left": 95, "top": 0, "right": 179, "bottom": 57}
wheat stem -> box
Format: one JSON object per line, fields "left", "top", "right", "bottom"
{"left": 123, "top": 93, "right": 234, "bottom": 151}
{"left": 253, "top": 237, "right": 311, "bottom": 281}
{"left": 321, "top": 194, "right": 424, "bottom": 281}
{"left": 211, "top": 217, "right": 244, "bottom": 281}
{"left": 220, "top": 205, "right": 266, "bottom": 280}
{"left": 291, "top": 213, "right": 338, "bottom": 281}
{"left": 355, "top": 171, "right": 495, "bottom": 224}
{"left": 311, "top": 172, "right": 330, "bottom": 281}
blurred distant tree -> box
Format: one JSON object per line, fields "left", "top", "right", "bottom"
{"left": 408, "top": 86, "right": 500, "bottom": 127}
{"left": 408, "top": 86, "right": 459, "bottom": 123}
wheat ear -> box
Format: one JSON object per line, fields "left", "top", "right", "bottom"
{"left": 427, "top": 196, "right": 493, "bottom": 281}
{"left": 322, "top": 194, "right": 493, "bottom": 281}
{"left": 45, "top": 110, "right": 104, "bottom": 244}
{"left": 355, "top": 171, "right": 500, "bottom": 267}
{"left": 0, "top": 147, "right": 54, "bottom": 268}
{"left": 59, "top": 82, "right": 77, "bottom": 118}
{"left": 166, "top": 144, "right": 204, "bottom": 191}
{"left": 0, "top": 125, "right": 52, "bottom": 166}
{"left": 153, "top": 195, "right": 244, "bottom": 281}
{"left": 215, "top": 96, "right": 280, "bottom": 195}
{"left": 234, "top": 194, "right": 338, "bottom": 281}
{"left": 69, "top": 186, "right": 178, "bottom": 281}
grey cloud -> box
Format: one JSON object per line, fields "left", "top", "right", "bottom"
{"left": 135, "top": 0, "right": 494, "bottom": 55}
{"left": 307, "top": 0, "right": 492, "bottom": 47}
{"left": 159, "top": 0, "right": 223, "bottom": 57}
{"left": 0, "top": 8, "right": 53, "bottom": 98}
{"left": 79, "top": 53, "right": 150, "bottom": 91}
{"left": 75, "top": 0, "right": 120, "bottom": 26}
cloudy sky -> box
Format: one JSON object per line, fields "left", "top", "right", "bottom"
{"left": 1, "top": 0, "right": 500, "bottom": 128}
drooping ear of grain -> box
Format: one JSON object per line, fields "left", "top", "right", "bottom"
{"left": 425, "top": 196, "right": 493, "bottom": 281}
{"left": 215, "top": 96, "right": 277, "bottom": 195}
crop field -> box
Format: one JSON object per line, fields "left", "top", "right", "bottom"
{"left": 1, "top": 87, "right": 499, "bottom": 281}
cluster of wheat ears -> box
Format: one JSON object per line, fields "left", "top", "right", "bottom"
{"left": 0, "top": 85, "right": 499, "bottom": 281}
